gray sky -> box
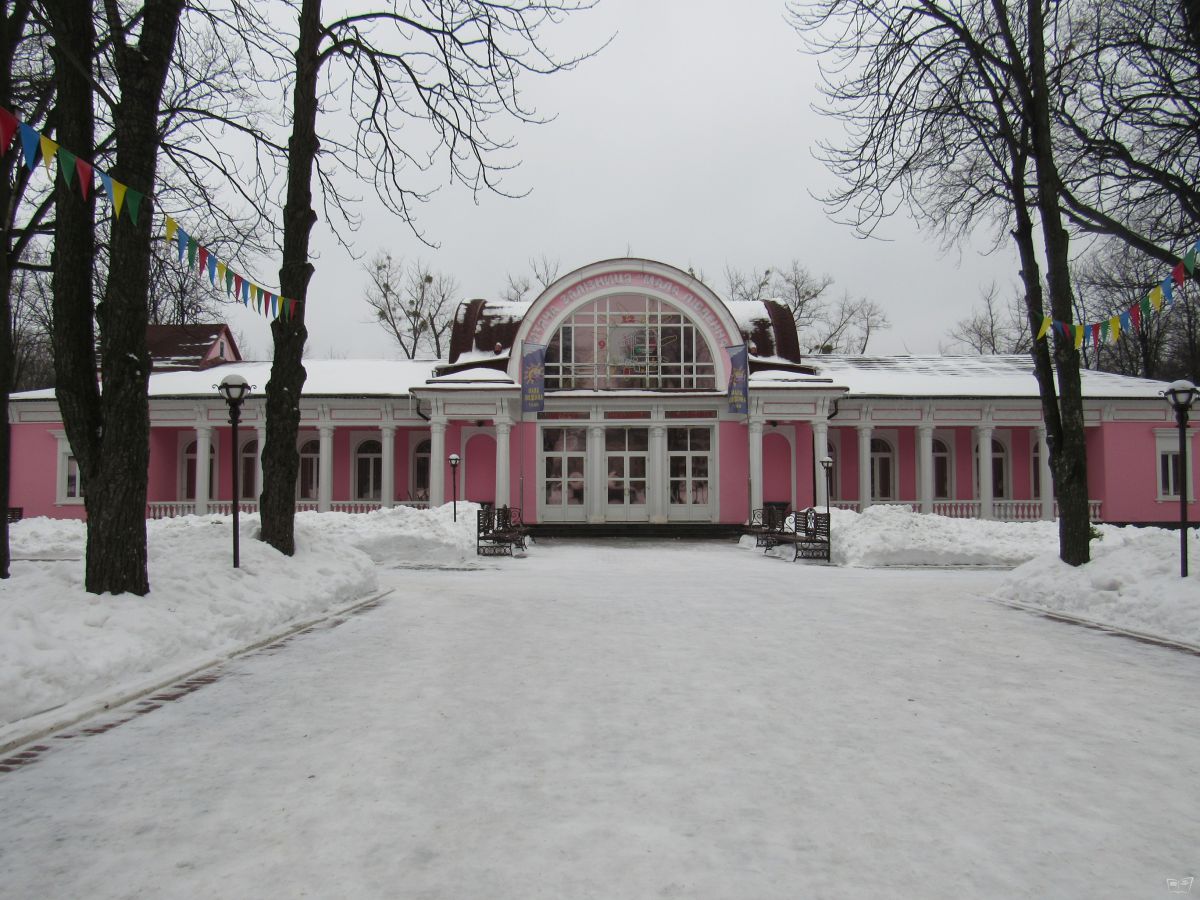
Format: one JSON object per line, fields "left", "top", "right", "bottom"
{"left": 225, "top": 0, "right": 1022, "bottom": 360}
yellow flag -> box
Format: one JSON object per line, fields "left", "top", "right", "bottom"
{"left": 39, "top": 136, "right": 59, "bottom": 176}
{"left": 1073, "top": 324, "right": 1084, "bottom": 349}
{"left": 165, "top": 216, "right": 178, "bottom": 243}
{"left": 217, "top": 261, "right": 227, "bottom": 283}
{"left": 1149, "top": 286, "right": 1163, "bottom": 311}
{"left": 1036, "top": 316, "right": 1052, "bottom": 340}
{"left": 1109, "top": 315, "right": 1121, "bottom": 340}
{"left": 111, "top": 180, "right": 128, "bottom": 220}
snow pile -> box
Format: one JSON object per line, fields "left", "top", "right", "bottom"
{"left": 0, "top": 507, "right": 483, "bottom": 735}
{"left": 994, "top": 526, "right": 1200, "bottom": 646}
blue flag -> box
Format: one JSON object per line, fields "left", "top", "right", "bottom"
{"left": 727, "top": 345, "right": 749, "bottom": 414}
{"left": 521, "top": 343, "right": 547, "bottom": 413}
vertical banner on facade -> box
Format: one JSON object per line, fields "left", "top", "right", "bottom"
{"left": 521, "top": 343, "right": 547, "bottom": 413}
{"left": 727, "top": 344, "right": 749, "bottom": 415}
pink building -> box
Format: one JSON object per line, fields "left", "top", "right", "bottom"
{"left": 9, "top": 258, "right": 1197, "bottom": 528}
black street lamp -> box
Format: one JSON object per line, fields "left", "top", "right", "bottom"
{"left": 1162, "top": 379, "right": 1198, "bottom": 578}
{"left": 819, "top": 455, "right": 833, "bottom": 519}
{"left": 217, "top": 373, "right": 253, "bottom": 568}
{"left": 448, "top": 452, "right": 461, "bottom": 521}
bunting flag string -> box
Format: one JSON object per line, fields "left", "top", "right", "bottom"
{"left": 1037, "top": 238, "right": 1199, "bottom": 348}
{"left": 1, "top": 105, "right": 301, "bottom": 324}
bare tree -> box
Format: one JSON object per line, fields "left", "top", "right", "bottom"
{"left": 259, "top": 0, "right": 599, "bottom": 555}
{"left": 500, "top": 254, "right": 561, "bottom": 302}
{"left": 724, "top": 264, "right": 774, "bottom": 304}
{"left": 811, "top": 294, "right": 890, "bottom": 354}
{"left": 946, "top": 283, "right": 1031, "bottom": 355}
{"left": 364, "top": 252, "right": 458, "bottom": 359}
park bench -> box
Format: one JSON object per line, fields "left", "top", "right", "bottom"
{"left": 745, "top": 504, "right": 788, "bottom": 547}
{"left": 6, "top": 507, "right": 22, "bottom": 523}
{"left": 476, "top": 506, "right": 529, "bottom": 556}
{"left": 762, "top": 507, "right": 831, "bottom": 562}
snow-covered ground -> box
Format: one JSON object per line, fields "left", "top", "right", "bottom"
{"left": 0, "top": 541, "right": 1196, "bottom": 899}
{"left": 2, "top": 505, "right": 1196, "bottom": 751}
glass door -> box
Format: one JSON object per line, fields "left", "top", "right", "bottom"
{"left": 541, "top": 427, "right": 587, "bottom": 521}
{"left": 604, "top": 427, "right": 649, "bottom": 522}
{"left": 667, "top": 426, "right": 712, "bottom": 521}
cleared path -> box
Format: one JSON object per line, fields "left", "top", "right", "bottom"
{"left": 0, "top": 541, "right": 1196, "bottom": 899}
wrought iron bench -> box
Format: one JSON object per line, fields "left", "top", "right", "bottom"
{"left": 745, "top": 505, "right": 788, "bottom": 547}
{"left": 476, "top": 506, "right": 528, "bottom": 556}
{"left": 762, "top": 508, "right": 831, "bottom": 562}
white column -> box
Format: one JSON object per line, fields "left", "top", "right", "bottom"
{"left": 1037, "top": 425, "right": 1054, "bottom": 520}
{"left": 194, "top": 425, "right": 212, "bottom": 514}
{"left": 977, "top": 424, "right": 994, "bottom": 519}
{"left": 649, "top": 424, "right": 667, "bottom": 523}
{"left": 749, "top": 419, "right": 764, "bottom": 513}
{"left": 587, "top": 424, "right": 605, "bottom": 523}
{"left": 254, "top": 426, "right": 266, "bottom": 502}
{"left": 918, "top": 424, "right": 934, "bottom": 515}
{"left": 857, "top": 423, "right": 872, "bottom": 511}
{"left": 318, "top": 424, "right": 334, "bottom": 512}
{"left": 429, "top": 420, "right": 446, "bottom": 506}
{"left": 380, "top": 425, "right": 396, "bottom": 508}
{"left": 812, "top": 421, "right": 829, "bottom": 508}
{"left": 495, "top": 420, "right": 512, "bottom": 509}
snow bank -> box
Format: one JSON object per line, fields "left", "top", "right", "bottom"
{"left": 0, "top": 504, "right": 478, "bottom": 733}
{"left": 993, "top": 525, "right": 1200, "bottom": 646}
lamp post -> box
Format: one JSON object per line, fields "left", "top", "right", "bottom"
{"left": 819, "top": 455, "right": 833, "bottom": 519}
{"left": 1162, "top": 380, "right": 1198, "bottom": 577}
{"left": 448, "top": 452, "right": 461, "bottom": 521}
{"left": 216, "top": 373, "right": 252, "bottom": 568}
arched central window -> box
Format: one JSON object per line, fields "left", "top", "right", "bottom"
{"left": 240, "top": 439, "right": 258, "bottom": 501}
{"left": 411, "top": 439, "right": 431, "bottom": 501}
{"left": 298, "top": 439, "right": 320, "bottom": 500}
{"left": 355, "top": 439, "right": 383, "bottom": 501}
{"left": 870, "top": 438, "right": 895, "bottom": 500}
{"left": 932, "top": 438, "right": 952, "bottom": 500}
{"left": 544, "top": 294, "right": 716, "bottom": 391}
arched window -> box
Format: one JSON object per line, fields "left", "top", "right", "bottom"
{"left": 183, "top": 440, "right": 216, "bottom": 500}
{"left": 544, "top": 294, "right": 717, "bottom": 391}
{"left": 825, "top": 442, "right": 839, "bottom": 501}
{"left": 240, "top": 439, "right": 258, "bottom": 501}
{"left": 870, "top": 438, "right": 895, "bottom": 500}
{"left": 355, "top": 439, "right": 383, "bottom": 501}
{"left": 411, "top": 439, "right": 431, "bottom": 501}
{"left": 974, "top": 438, "right": 1009, "bottom": 499}
{"left": 932, "top": 438, "right": 952, "bottom": 500}
{"left": 1031, "top": 437, "right": 1041, "bottom": 499}
{"left": 298, "top": 439, "right": 320, "bottom": 500}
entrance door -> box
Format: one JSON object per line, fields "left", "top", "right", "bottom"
{"left": 605, "top": 426, "right": 649, "bottom": 522}
{"left": 541, "top": 427, "right": 587, "bottom": 522}
{"left": 667, "top": 426, "right": 712, "bottom": 521}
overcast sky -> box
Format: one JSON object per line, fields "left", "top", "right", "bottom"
{"left": 224, "top": 0, "right": 1022, "bottom": 360}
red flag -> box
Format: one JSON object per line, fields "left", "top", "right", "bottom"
{"left": 0, "top": 108, "right": 16, "bottom": 154}
{"left": 233, "top": 273, "right": 243, "bottom": 300}
{"left": 75, "top": 158, "right": 93, "bottom": 199}
{"left": 288, "top": 300, "right": 297, "bottom": 318}
{"left": 1173, "top": 261, "right": 1187, "bottom": 286}
{"left": 1130, "top": 303, "right": 1141, "bottom": 329}
{"left": 1091, "top": 324, "right": 1100, "bottom": 347}
{"left": 198, "top": 246, "right": 208, "bottom": 275}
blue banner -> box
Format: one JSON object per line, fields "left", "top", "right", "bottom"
{"left": 521, "top": 343, "right": 547, "bottom": 413}
{"left": 727, "top": 344, "right": 748, "bottom": 414}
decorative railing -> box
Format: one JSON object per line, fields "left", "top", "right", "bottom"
{"left": 831, "top": 498, "right": 1102, "bottom": 522}
{"left": 933, "top": 500, "right": 982, "bottom": 519}
{"left": 329, "top": 501, "right": 382, "bottom": 514}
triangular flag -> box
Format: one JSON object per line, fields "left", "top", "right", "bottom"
{"left": 75, "top": 158, "right": 92, "bottom": 199}
{"left": 272, "top": 295, "right": 279, "bottom": 318}
{"left": 1100, "top": 320, "right": 1110, "bottom": 344}
{"left": 1110, "top": 315, "right": 1121, "bottom": 340}
{"left": 1139, "top": 295, "right": 1152, "bottom": 320}
{"left": 165, "top": 216, "right": 178, "bottom": 243}
{"left": 1185, "top": 250, "right": 1196, "bottom": 275}
{"left": 217, "top": 261, "right": 227, "bottom": 287}
{"left": 0, "top": 108, "right": 17, "bottom": 154}
{"left": 1173, "top": 261, "right": 1186, "bottom": 286}
{"left": 224, "top": 267, "right": 234, "bottom": 296}
{"left": 234, "top": 273, "right": 244, "bottom": 301}
{"left": 125, "top": 189, "right": 143, "bottom": 225}
{"left": 1129, "top": 303, "right": 1141, "bottom": 330}
{"left": 1162, "top": 277, "right": 1174, "bottom": 305}
{"left": 1073, "top": 324, "right": 1084, "bottom": 349}
{"left": 288, "top": 300, "right": 297, "bottom": 319}
{"left": 187, "top": 237, "right": 197, "bottom": 270}
{"left": 1150, "top": 285, "right": 1164, "bottom": 311}
{"left": 198, "top": 245, "right": 209, "bottom": 275}
{"left": 18, "top": 123, "right": 39, "bottom": 170}
{"left": 1037, "top": 315, "right": 1052, "bottom": 340}
{"left": 241, "top": 279, "right": 249, "bottom": 304}
{"left": 38, "top": 135, "right": 58, "bottom": 176}
{"left": 57, "top": 148, "right": 76, "bottom": 187}
{"left": 109, "top": 179, "right": 127, "bottom": 220}
{"left": 1119, "top": 310, "right": 1132, "bottom": 330}
{"left": 97, "top": 170, "right": 112, "bottom": 198}
{"left": 207, "top": 253, "right": 217, "bottom": 285}
{"left": 1091, "top": 324, "right": 1101, "bottom": 348}
{"left": 176, "top": 228, "right": 188, "bottom": 262}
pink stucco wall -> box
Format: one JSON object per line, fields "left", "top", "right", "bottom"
{"left": 9, "top": 423, "right": 70, "bottom": 519}
{"left": 465, "top": 433, "right": 497, "bottom": 503}
{"left": 762, "top": 432, "right": 791, "bottom": 505}
{"left": 719, "top": 420, "right": 749, "bottom": 524}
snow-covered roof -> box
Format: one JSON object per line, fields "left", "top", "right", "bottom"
{"left": 795, "top": 355, "right": 1168, "bottom": 399}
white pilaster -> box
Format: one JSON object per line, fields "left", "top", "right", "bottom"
{"left": 1037, "top": 425, "right": 1054, "bottom": 520}
{"left": 318, "top": 424, "right": 335, "bottom": 513}
{"left": 749, "top": 419, "right": 764, "bottom": 513}
{"left": 857, "top": 423, "right": 872, "bottom": 511}
{"left": 429, "top": 420, "right": 446, "bottom": 507}
{"left": 587, "top": 424, "right": 605, "bottom": 523}
{"left": 380, "top": 425, "right": 396, "bottom": 508}
{"left": 812, "top": 421, "right": 829, "bottom": 508}
{"left": 495, "top": 420, "right": 512, "bottom": 509}
{"left": 918, "top": 424, "right": 934, "bottom": 515}
{"left": 977, "top": 424, "right": 994, "bottom": 520}
{"left": 194, "top": 425, "right": 212, "bottom": 515}
{"left": 649, "top": 424, "right": 667, "bottom": 523}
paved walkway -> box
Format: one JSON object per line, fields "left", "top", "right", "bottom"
{"left": 0, "top": 542, "right": 1196, "bottom": 898}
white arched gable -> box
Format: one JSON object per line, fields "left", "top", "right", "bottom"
{"left": 507, "top": 258, "right": 743, "bottom": 390}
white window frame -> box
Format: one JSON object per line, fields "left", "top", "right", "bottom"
{"left": 352, "top": 435, "right": 384, "bottom": 501}
{"left": 870, "top": 435, "right": 896, "bottom": 501}
{"left": 410, "top": 435, "right": 431, "bottom": 502}
{"left": 178, "top": 433, "right": 218, "bottom": 501}
{"left": 297, "top": 435, "right": 321, "bottom": 501}
{"left": 826, "top": 431, "right": 842, "bottom": 501}
{"left": 932, "top": 431, "right": 955, "bottom": 501}
{"left": 1155, "top": 427, "right": 1197, "bottom": 502}
{"left": 53, "top": 431, "right": 84, "bottom": 505}
{"left": 974, "top": 433, "right": 1011, "bottom": 500}
{"left": 239, "top": 437, "right": 258, "bottom": 501}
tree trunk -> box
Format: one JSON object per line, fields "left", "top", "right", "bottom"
{"left": 260, "top": 0, "right": 321, "bottom": 555}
